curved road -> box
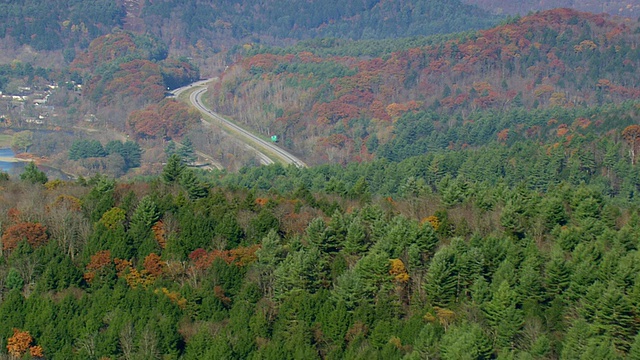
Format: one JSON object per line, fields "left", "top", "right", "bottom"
{"left": 172, "top": 80, "right": 307, "bottom": 168}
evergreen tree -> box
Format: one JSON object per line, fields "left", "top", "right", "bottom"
{"left": 162, "top": 154, "right": 185, "bottom": 184}
{"left": 84, "top": 177, "right": 116, "bottom": 223}
{"left": 424, "top": 245, "right": 458, "bottom": 307}
{"left": 273, "top": 247, "right": 323, "bottom": 299}
{"left": 177, "top": 137, "right": 197, "bottom": 165}
{"left": 545, "top": 252, "right": 571, "bottom": 297}
{"left": 20, "top": 162, "right": 47, "bottom": 184}
{"left": 592, "top": 283, "right": 636, "bottom": 352}
{"left": 165, "top": 141, "right": 176, "bottom": 157}
{"left": 255, "top": 230, "right": 284, "bottom": 299}
{"left": 483, "top": 280, "right": 524, "bottom": 348}
{"left": 343, "top": 216, "right": 367, "bottom": 254}
{"left": 410, "top": 323, "right": 443, "bottom": 359}
{"left": 180, "top": 168, "right": 208, "bottom": 200}
{"left": 129, "top": 196, "right": 161, "bottom": 257}
{"left": 629, "top": 333, "right": 640, "bottom": 360}
{"left": 439, "top": 322, "right": 493, "bottom": 360}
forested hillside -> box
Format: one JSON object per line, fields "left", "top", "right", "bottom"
{"left": 67, "top": 32, "right": 200, "bottom": 134}
{"left": 0, "top": 0, "right": 497, "bottom": 54}
{"left": 210, "top": 9, "right": 640, "bottom": 164}
{"left": 141, "top": 0, "right": 497, "bottom": 50}
{"left": 2, "top": 119, "right": 640, "bottom": 357}
{"left": 3, "top": 0, "right": 640, "bottom": 358}
{"left": 0, "top": 0, "right": 124, "bottom": 51}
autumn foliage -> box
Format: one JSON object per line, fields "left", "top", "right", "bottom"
{"left": 71, "top": 32, "right": 198, "bottom": 107}
{"left": 214, "top": 8, "right": 639, "bottom": 163}
{"left": 422, "top": 215, "right": 440, "bottom": 231}
{"left": 188, "top": 245, "right": 260, "bottom": 270}
{"left": 143, "top": 253, "right": 166, "bottom": 277}
{"left": 84, "top": 250, "right": 113, "bottom": 283}
{"left": 152, "top": 221, "right": 167, "bottom": 248}
{"left": 7, "top": 329, "right": 43, "bottom": 358}
{"left": 389, "top": 259, "right": 410, "bottom": 283}
{"left": 127, "top": 99, "right": 200, "bottom": 140}
{"left": 2, "top": 222, "right": 48, "bottom": 251}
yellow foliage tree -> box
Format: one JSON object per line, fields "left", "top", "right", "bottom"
{"left": 389, "top": 259, "right": 410, "bottom": 283}
{"left": 421, "top": 215, "right": 440, "bottom": 231}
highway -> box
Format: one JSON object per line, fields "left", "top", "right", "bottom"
{"left": 171, "top": 79, "right": 307, "bottom": 168}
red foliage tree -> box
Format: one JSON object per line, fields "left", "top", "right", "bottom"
{"left": 143, "top": 253, "right": 165, "bottom": 277}
{"left": 127, "top": 99, "right": 199, "bottom": 139}
{"left": 84, "top": 250, "right": 113, "bottom": 283}
{"left": 2, "top": 222, "right": 48, "bottom": 251}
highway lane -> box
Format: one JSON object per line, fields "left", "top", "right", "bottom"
{"left": 174, "top": 79, "right": 307, "bottom": 168}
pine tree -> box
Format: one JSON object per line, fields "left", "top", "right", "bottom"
{"left": 333, "top": 269, "right": 368, "bottom": 310}
{"left": 129, "top": 196, "right": 161, "bottom": 258}
{"left": 177, "top": 137, "right": 197, "bottom": 165}
{"left": 424, "top": 246, "right": 458, "bottom": 307}
{"left": 629, "top": 333, "right": 640, "bottom": 360}
{"left": 255, "top": 230, "right": 283, "bottom": 299}
{"left": 594, "top": 284, "right": 637, "bottom": 352}
{"left": 180, "top": 168, "right": 208, "bottom": 199}
{"left": 319, "top": 300, "right": 351, "bottom": 345}
{"left": 439, "top": 322, "right": 493, "bottom": 360}
{"left": 545, "top": 252, "right": 571, "bottom": 297}
{"left": 162, "top": 154, "right": 185, "bottom": 184}
{"left": 343, "top": 216, "right": 367, "bottom": 255}
{"left": 410, "top": 323, "right": 443, "bottom": 359}
{"left": 500, "top": 200, "right": 526, "bottom": 238}
{"left": 273, "top": 247, "right": 323, "bottom": 300}
{"left": 560, "top": 318, "right": 592, "bottom": 360}
{"left": 306, "top": 217, "right": 328, "bottom": 249}
{"left": 517, "top": 257, "right": 544, "bottom": 303}
{"left": 483, "top": 280, "right": 524, "bottom": 349}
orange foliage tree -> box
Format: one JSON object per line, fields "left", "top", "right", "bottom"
{"left": 143, "top": 253, "right": 166, "bottom": 277}
{"left": 151, "top": 221, "right": 166, "bottom": 249}
{"left": 7, "top": 329, "right": 43, "bottom": 358}
{"left": 2, "top": 222, "right": 48, "bottom": 251}
{"left": 84, "top": 250, "right": 113, "bottom": 283}
{"left": 497, "top": 128, "right": 509, "bottom": 143}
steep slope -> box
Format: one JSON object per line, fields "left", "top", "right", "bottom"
{"left": 209, "top": 8, "right": 640, "bottom": 164}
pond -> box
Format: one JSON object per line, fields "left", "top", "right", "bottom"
{"left": 0, "top": 148, "right": 72, "bottom": 180}
{"left": 0, "top": 148, "right": 17, "bottom": 172}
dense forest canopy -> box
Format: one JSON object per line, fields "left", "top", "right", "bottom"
{"left": 2, "top": 0, "right": 638, "bottom": 54}
{"left": 2, "top": 118, "right": 640, "bottom": 357}
{"left": 0, "top": 0, "right": 499, "bottom": 53}
{"left": 0, "top": 0, "right": 124, "bottom": 51}
{"left": 141, "top": 0, "right": 498, "bottom": 48}
{"left": 1, "top": 0, "right": 640, "bottom": 358}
